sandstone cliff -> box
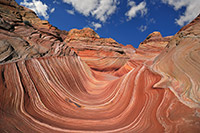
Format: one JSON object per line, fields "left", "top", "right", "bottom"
{"left": 152, "top": 14, "right": 200, "bottom": 108}
{"left": 0, "top": 0, "right": 199, "bottom": 132}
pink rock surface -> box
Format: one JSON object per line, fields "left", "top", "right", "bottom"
{"left": 152, "top": 14, "right": 200, "bottom": 108}
{"left": 0, "top": 0, "right": 200, "bottom": 132}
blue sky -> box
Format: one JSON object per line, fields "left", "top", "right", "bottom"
{"left": 15, "top": 0, "right": 200, "bottom": 48}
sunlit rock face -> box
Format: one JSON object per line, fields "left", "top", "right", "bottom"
{"left": 0, "top": 0, "right": 70, "bottom": 64}
{"left": 152, "top": 14, "right": 200, "bottom": 108}
{"left": 64, "top": 28, "right": 130, "bottom": 72}
{"left": 0, "top": 0, "right": 200, "bottom": 132}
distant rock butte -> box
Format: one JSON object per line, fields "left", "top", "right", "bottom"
{"left": 139, "top": 31, "right": 173, "bottom": 49}
{"left": 0, "top": 0, "right": 200, "bottom": 132}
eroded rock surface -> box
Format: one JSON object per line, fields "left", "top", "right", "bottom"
{"left": 152, "top": 14, "right": 200, "bottom": 108}
{"left": 0, "top": 0, "right": 200, "bottom": 132}
{"left": 64, "top": 28, "right": 130, "bottom": 72}
{"left": 0, "top": 0, "right": 71, "bottom": 64}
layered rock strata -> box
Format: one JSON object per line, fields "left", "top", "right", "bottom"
{"left": 0, "top": 0, "right": 70, "bottom": 64}
{"left": 64, "top": 28, "right": 130, "bottom": 72}
{"left": 152, "top": 14, "right": 200, "bottom": 108}
{"left": 0, "top": 0, "right": 200, "bottom": 132}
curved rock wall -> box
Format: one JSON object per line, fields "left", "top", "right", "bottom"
{"left": 0, "top": 0, "right": 200, "bottom": 132}
{"left": 1, "top": 56, "right": 199, "bottom": 132}
{"left": 152, "top": 14, "right": 200, "bottom": 108}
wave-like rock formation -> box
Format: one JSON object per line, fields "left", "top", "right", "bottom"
{"left": 0, "top": 0, "right": 200, "bottom": 132}
{"left": 152, "top": 15, "right": 200, "bottom": 108}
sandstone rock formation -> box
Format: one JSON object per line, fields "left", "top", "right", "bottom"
{"left": 152, "top": 14, "right": 200, "bottom": 108}
{"left": 0, "top": 0, "right": 70, "bottom": 64}
{"left": 64, "top": 28, "right": 130, "bottom": 72}
{"left": 0, "top": 0, "right": 200, "bottom": 132}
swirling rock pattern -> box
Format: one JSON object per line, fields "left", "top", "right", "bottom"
{"left": 0, "top": 0, "right": 69, "bottom": 64}
{"left": 0, "top": 0, "right": 200, "bottom": 132}
{"left": 0, "top": 56, "right": 199, "bottom": 132}
{"left": 1, "top": 56, "right": 200, "bottom": 132}
{"left": 152, "top": 14, "right": 200, "bottom": 108}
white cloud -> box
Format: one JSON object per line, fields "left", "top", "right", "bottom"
{"left": 138, "top": 25, "right": 147, "bottom": 32}
{"left": 53, "top": 0, "right": 60, "bottom": 4}
{"left": 162, "top": 0, "right": 200, "bottom": 26}
{"left": 63, "top": 0, "right": 98, "bottom": 16}
{"left": 66, "top": 9, "right": 75, "bottom": 15}
{"left": 50, "top": 8, "right": 55, "bottom": 13}
{"left": 63, "top": 0, "right": 119, "bottom": 22}
{"left": 125, "top": 1, "right": 147, "bottom": 20}
{"left": 91, "top": 0, "right": 119, "bottom": 22}
{"left": 91, "top": 22, "right": 102, "bottom": 30}
{"left": 20, "top": 0, "right": 49, "bottom": 20}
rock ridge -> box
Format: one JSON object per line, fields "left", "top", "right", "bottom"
{"left": 0, "top": 0, "right": 200, "bottom": 132}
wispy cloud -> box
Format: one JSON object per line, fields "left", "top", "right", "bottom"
{"left": 162, "top": 0, "right": 200, "bottom": 26}
{"left": 53, "top": 0, "right": 60, "bottom": 4}
{"left": 63, "top": 0, "right": 119, "bottom": 23}
{"left": 20, "top": 0, "right": 53, "bottom": 20}
{"left": 50, "top": 8, "right": 55, "bottom": 13}
{"left": 91, "top": 22, "right": 102, "bottom": 30}
{"left": 125, "top": 1, "right": 147, "bottom": 20}
{"left": 138, "top": 25, "right": 147, "bottom": 32}
{"left": 149, "top": 18, "right": 156, "bottom": 24}
{"left": 66, "top": 9, "right": 75, "bottom": 15}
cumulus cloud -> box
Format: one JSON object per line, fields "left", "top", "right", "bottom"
{"left": 91, "top": 22, "right": 102, "bottom": 30}
{"left": 63, "top": 0, "right": 98, "bottom": 16}
{"left": 162, "top": 0, "right": 200, "bottom": 26}
{"left": 20, "top": 0, "right": 51, "bottom": 20}
{"left": 138, "top": 25, "right": 147, "bottom": 32}
{"left": 125, "top": 1, "right": 147, "bottom": 20}
{"left": 63, "top": 0, "right": 119, "bottom": 22}
{"left": 91, "top": 0, "right": 119, "bottom": 22}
